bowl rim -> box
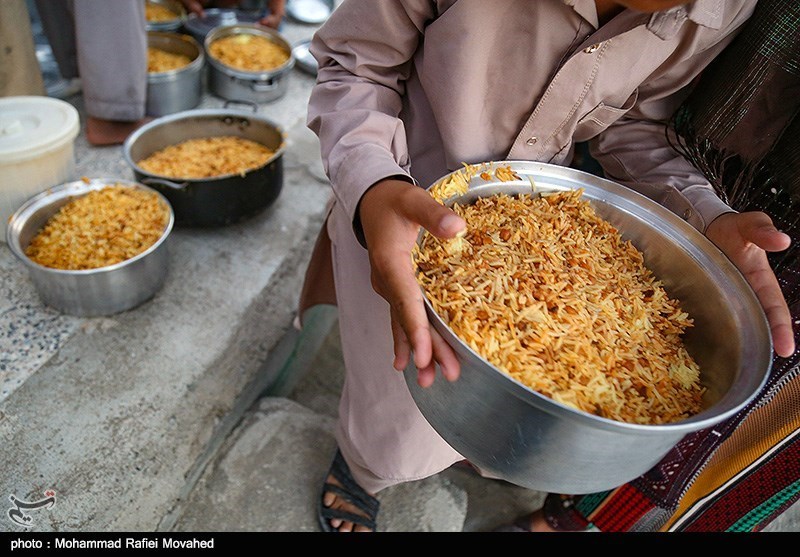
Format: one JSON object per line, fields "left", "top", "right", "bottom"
{"left": 412, "top": 160, "right": 773, "bottom": 433}
{"left": 6, "top": 178, "right": 175, "bottom": 276}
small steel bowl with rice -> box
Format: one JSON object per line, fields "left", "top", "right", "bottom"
{"left": 6, "top": 178, "right": 174, "bottom": 317}
{"left": 405, "top": 160, "right": 772, "bottom": 494}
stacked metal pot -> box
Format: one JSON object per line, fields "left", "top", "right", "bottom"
{"left": 139, "top": 14, "right": 295, "bottom": 225}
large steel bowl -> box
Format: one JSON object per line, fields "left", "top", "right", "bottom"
{"left": 405, "top": 160, "right": 773, "bottom": 494}
{"left": 6, "top": 178, "right": 174, "bottom": 317}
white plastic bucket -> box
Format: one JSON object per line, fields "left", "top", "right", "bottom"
{"left": 0, "top": 96, "right": 80, "bottom": 243}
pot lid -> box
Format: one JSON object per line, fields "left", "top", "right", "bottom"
{"left": 293, "top": 39, "right": 317, "bottom": 75}
{"left": 0, "top": 96, "right": 80, "bottom": 163}
{"left": 184, "top": 8, "right": 263, "bottom": 41}
{"left": 286, "top": 0, "right": 334, "bottom": 24}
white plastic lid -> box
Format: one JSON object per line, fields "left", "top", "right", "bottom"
{"left": 0, "top": 96, "right": 80, "bottom": 164}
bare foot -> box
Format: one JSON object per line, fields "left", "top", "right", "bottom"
{"left": 85, "top": 116, "right": 152, "bottom": 146}
{"left": 321, "top": 474, "right": 376, "bottom": 532}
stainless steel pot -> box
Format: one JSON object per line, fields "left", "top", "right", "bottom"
{"left": 6, "top": 179, "right": 174, "bottom": 317}
{"left": 204, "top": 24, "right": 294, "bottom": 104}
{"left": 405, "top": 160, "right": 773, "bottom": 494}
{"left": 147, "top": 32, "right": 205, "bottom": 117}
{"left": 122, "top": 103, "right": 285, "bottom": 227}
{"left": 145, "top": 0, "right": 187, "bottom": 32}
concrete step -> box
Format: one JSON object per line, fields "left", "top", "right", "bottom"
{"left": 168, "top": 317, "right": 546, "bottom": 532}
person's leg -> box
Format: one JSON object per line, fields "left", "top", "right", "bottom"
{"left": 73, "top": 0, "right": 149, "bottom": 145}
{"left": 35, "top": 0, "right": 79, "bottom": 80}
{"left": 321, "top": 200, "right": 463, "bottom": 531}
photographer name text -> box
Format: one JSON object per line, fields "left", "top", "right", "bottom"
{"left": 11, "top": 537, "right": 215, "bottom": 550}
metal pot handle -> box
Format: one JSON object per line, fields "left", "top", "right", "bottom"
{"left": 223, "top": 99, "right": 259, "bottom": 113}
{"left": 141, "top": 177, "right": 190, "bottom": 191}
{"left": 249, "top": 80, "right": 278, "bottom": 93}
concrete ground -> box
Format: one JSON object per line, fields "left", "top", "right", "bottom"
{"left": 171, "top": 315, "right": 548, "bottom": 533}
{"left": 2, "top": 2, "right": 797, "bottom": 535}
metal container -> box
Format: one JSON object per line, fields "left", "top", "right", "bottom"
{"left": 6, "top": 179, "right": 174, "bottom": 317}
{"left": 147, "top": 32, "right": 205, "bottom": 117}
{"left": 205, "top": 24, "right": 294, "bottom": 104}
{"left": 122, "top": 103, "right": 285, "bottom": 227}
{"left": 292, "top": 39, "right": 317, "bottom": 76}
{"left": 183, "top": 8, "right": 263, "bottom": 45}
{"left": 405, "top": 160, "right": 773, "bottom": 494}
{"left": 286, "top": 0, "right": 335, "bottom": 24}
{"left": 145, "top": 0, "right": 187, "bottom": 32}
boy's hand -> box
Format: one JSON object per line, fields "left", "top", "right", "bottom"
{"left": 705, "top": 211, "right": 795, "bottom": 358}
{"left": 358, "top": 179, "right": 466, "bottom": 387}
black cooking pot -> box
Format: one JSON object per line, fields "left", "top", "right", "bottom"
{"left": 122, "top": 102, "right": 285, "bottom": 227}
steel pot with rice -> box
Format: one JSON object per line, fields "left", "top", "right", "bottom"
{"left": 6, "top": 178, "right": 174, "bottom": 317}
{"left": 144, "top": 0, "right": 187, "bottom": 32}
{"left": 146, "top": 31, "right": 205, "bottom": 116}
{"left": 123, "top": 103, "right": 285, "bottom": 227}
{"left": 405, "top": 160, "right": 773, "bottom": 494}
{"left": 204, "top": 23, "right": 294, "bottom": 104}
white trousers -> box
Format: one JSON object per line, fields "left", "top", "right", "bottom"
{"left": 35, "top": 0, "right": 147, "bottom": 121}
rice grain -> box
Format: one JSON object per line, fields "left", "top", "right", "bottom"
{"left": 415, "top": 165, "right": 704, "bottom": 424}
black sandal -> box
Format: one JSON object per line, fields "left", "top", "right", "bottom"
{"left": 318, "top": 449, "right": 380, "bottom": 532}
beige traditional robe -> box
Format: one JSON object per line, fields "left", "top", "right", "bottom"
{"left": 302, "top": 0, "right": 757, "bottom": 493}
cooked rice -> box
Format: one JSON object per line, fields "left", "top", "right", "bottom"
{"left": 415, "top": 164, "right": 704, "bottom": 425}
{"left": 145, "top": 2, "right": 177, "bottom": 22}
{"left": 137, "top": 136, "right": 276, "bottom": 179}
{"left": 148, "top": 47, "right": 192, "bottom": 73}
{"left": 25, "top": 185, "right": 169, "bottom": 271}
{"left": 208, "top": 34, "right": 290, "bottom": 72}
